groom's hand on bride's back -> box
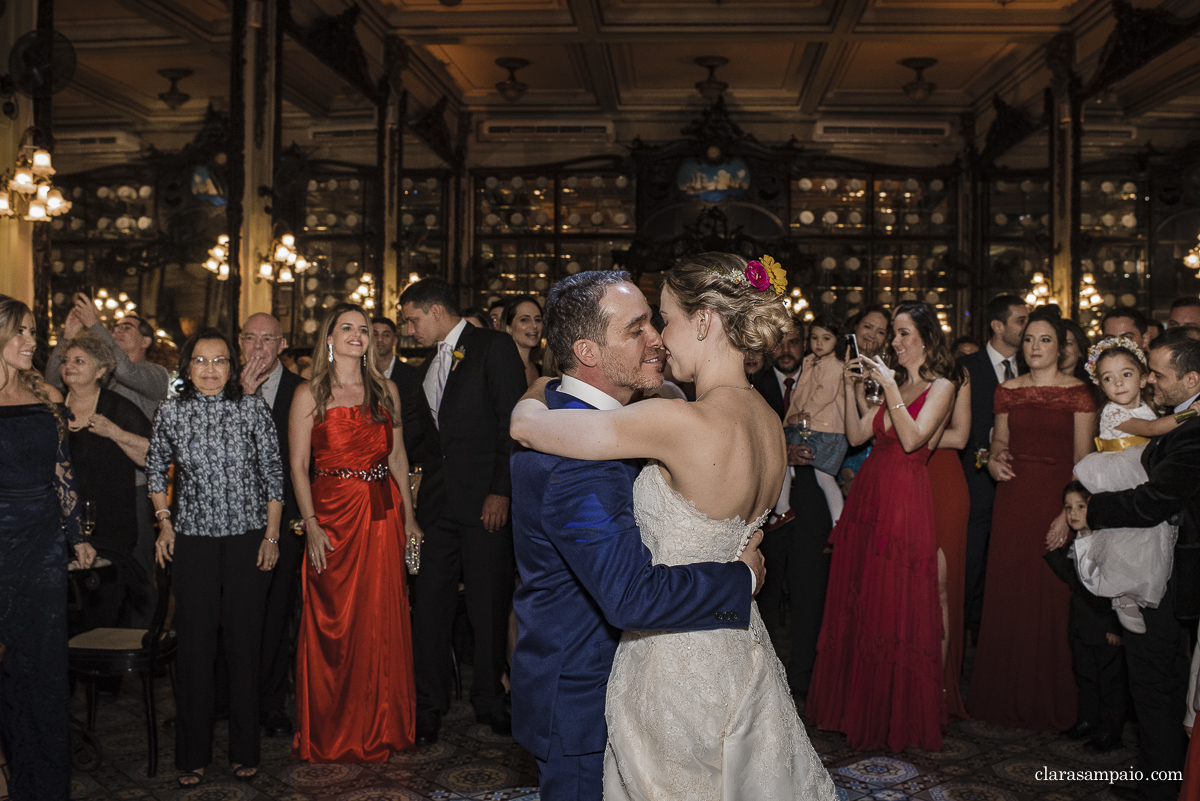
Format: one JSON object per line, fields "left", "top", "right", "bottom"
{"left": 738, "top": 529, "right": 766, "bottom": 597}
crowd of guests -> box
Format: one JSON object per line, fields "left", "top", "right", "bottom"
{"left": 4, "top": 273, "right": 1200, "bottom": 800}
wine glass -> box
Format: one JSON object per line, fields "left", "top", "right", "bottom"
{"left": 795, "top": 412, "right": 812, "bottom": 443}
{"left": 864, "top": 379, "right": 885, "bottom": 407}
{"left": 82, "top": 500, "right": 96, "bottom": 538}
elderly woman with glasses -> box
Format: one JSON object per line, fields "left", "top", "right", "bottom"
{"left": 146, "top": 328, "right": 284, "bottom": 787}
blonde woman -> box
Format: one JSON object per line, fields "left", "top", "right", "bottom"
{"left": 0, "top": 296, "right": 94, "bottom": 801}
{"left": 290, "top": 302, "right": 423, "bottom": 762}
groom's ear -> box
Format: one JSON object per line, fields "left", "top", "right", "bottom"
{"left": 573, "top": 339, "right": 601, "bottom": 369}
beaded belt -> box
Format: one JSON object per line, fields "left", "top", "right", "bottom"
{"left": 315, "top": 463, "right": 389, "bottom": 482}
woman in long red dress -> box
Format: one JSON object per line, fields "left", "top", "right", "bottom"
{"left": 808, "top": 301, "right": 957, "bottom": 752}
{"left": 968, "top": 310, "right": 1097, "bottom": 731}
{"left": 290, "top": 303, "right": 422, "bottom": 762}
{"left": 929, "top": 373, "right": 972, "bottom": 720}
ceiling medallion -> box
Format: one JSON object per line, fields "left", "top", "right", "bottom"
{"left": 899, "top": 57, "right": 937, "bottom": 103}
{"left": 694, "top": 56, "right": 729, "bottom": 104}
{"left": 495, "top": 58, "right": 530, "bottom": 103}
{"left": 157, "top": 68, "right": 193, "bottom": 110}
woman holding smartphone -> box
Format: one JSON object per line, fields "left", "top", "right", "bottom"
{"left": 807, "top": 301, "right": 958, "bottom": 752}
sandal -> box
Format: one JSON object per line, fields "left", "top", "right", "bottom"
{"left": 177, "top": 769, "right": 204, "bottom": 788}
{"left": 232, "top": 764, "right": 258, "bottom": 782}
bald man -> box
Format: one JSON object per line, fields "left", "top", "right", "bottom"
{"left": 237, "top": 313, "right": 306, "bottom": 737}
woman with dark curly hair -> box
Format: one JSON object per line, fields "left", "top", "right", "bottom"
{"left": 147, "top": 328, "right": 284, "bottom": 787}
{"left": 807, "top": 301, "right": 958, "bottom": 752}
{"left": 0, "top": 295, "right": 94, "bottom": 801}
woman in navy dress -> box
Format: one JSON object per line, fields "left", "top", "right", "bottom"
{"left": 0, "top": 295, "right": 95, "bottom": 801}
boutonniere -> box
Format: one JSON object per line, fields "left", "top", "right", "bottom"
{"left": 450, "top": 344, "right": 466, "bottom": 372}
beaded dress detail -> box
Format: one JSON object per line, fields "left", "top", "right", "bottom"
{"left": 602, "top": 464, "right": 836, "bottom": 801}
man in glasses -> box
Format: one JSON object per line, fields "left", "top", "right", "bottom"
{"left": 49, "top": 292, "right": 169, "bottom": 421}
{"left": 236, "top": 313, "right": 305, "bottom": 738}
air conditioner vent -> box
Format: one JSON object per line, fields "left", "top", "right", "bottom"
{"left": 479, "top": 120, "right": 615, "bottom": 143}
{"left": 1030, "top": 124, "right": 1138, "bottom": 147}
{"left": 55, "top": 130, "right": 142, "bottom": 155}
{"left": 310, "top": 125, "right": 376, "bottom": 142}
{"left": 814, "top": 120, "right": 952, "bottom": 144}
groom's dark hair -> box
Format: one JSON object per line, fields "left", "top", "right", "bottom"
{"left": 545, "top": 270, "right": 633, "bottom": 373}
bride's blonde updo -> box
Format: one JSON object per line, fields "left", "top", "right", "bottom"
{"left": 661, "top": 252, "right": 793, "bottom": 354}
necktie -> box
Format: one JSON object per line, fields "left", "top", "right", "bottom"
{"left": 434, "top": 341, "right": 453, "bottom": 412}
{"left": 1002, "top": 359, "right": 1015, "bottom": 382}
{"left": 782, "top": 377, "right": 795, "bottom": 415}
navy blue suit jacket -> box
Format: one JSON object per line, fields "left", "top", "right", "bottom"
{"left": 510, "top": 381, "right": 753, "bottom": 760}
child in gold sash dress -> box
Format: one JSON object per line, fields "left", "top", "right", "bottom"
{"left": 1073, "top": 337, "right": 1200, "bottom": 633}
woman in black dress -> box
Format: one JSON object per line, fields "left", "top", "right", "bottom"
{"left": 0, "top": 295, "right": 95, "bottom": 801}
{"left": 61, "top": 333, "right": 153, "bottom": 626}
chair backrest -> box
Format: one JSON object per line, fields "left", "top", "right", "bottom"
{"left": 141, "top": 565, "right": 173, "bottom": 657}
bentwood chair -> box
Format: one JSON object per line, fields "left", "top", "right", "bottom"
{"left": 68, "top": 565, "right": 176, "bottom": 778}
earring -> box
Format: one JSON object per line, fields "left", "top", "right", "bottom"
{"left": 697, "top": 331, "right": 706, "bottom": 342}
{"left": 327, "top": 343, "right": 334, "bottom": 362}
{"left": 697, "top": 316, "right": 707, "bottom": 341}
{"left": 362, "top": 354, "right": 367, "bottom": 367}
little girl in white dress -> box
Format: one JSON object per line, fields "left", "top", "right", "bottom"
{"left": 1072, "top": 337, "right": 1195, "bottom": 633}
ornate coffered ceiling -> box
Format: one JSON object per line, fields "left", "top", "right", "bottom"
{"left": 40, "top": 0, "right": 1200, "bottom": 156}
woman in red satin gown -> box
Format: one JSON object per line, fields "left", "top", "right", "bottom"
{"left": 968, "top": 312, "right": 1097, "bottom": 731}
{"left": 808, "top": 302, "right": 957, "bottom": 752}
{"left": 928, "top": 373, "right": 972, "bottom": 720}
{"left": 289, "top": 304, "right": 422, "bottom": 762}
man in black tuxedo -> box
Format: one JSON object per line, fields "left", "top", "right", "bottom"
{"left": 1049, "top": 328, "right": 1200, "bottom": 801}
{"left": 751, "top": 322, "right": 832, "bottom": 700}
{"left": 400, "top": 278, "right": 527, "bottom": 744}
{"left": 372, "top": 315, "right": 430, "bottom": 464}
{"left": 238, "top": 313, "right": 305, "bottom": 737}
{"left": 957, "top": 294, "right": 1028, "bottom": 643}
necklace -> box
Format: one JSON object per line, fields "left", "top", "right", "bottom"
{"left": 696, "top": 384, "right": 754, "bottom": 402}
{"left": 67, "top": 390, "right": 100, "bottom": 431}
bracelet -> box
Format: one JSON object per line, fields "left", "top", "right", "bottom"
{"left": 889, "top": 402, "right": 906, "bottom": 410}
{"left": 1175, "top": 409, "right": 1199, "bottom": 424}
{"left": 264, "top": 536, "right": 278, "bottom": 544}
{"left": 154, "top": 509, "right": 170, "bottom": 520}
{"left": 304, "top": 514, "right": 318, "bottom": 523}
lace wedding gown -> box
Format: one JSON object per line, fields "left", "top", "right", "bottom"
{"left": 603, "top": 465, "right": 836, "bottom": 801}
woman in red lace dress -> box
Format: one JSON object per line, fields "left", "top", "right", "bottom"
{"left": 289, "top": 303, "right": 423, "bottom": 762}
{"left": 968, "top": 310, "right": 1097, "bottom": 731}
{"left": 808, "top": 302, "right": 957, "bottom": 752}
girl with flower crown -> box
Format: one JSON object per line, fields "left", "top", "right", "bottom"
{"left": 1071, "top": 337, "right": 1200, "bottom": 634}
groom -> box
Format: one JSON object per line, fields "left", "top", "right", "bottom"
{"left": 510, "top": 270, "right": 766, "bottom": 801}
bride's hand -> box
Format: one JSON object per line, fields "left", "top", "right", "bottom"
{"left": 519, "top": 376, "right": 553, "bottom": 406}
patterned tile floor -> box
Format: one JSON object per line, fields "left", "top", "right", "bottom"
{"left": 56, "top": 675, "right": 1148, "bottom": 801}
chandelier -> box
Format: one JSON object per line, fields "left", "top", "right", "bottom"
{"left": 0, "top": 129, "right": 71, "bottom": 222}
{"left": 1025, "top": 271, "right": 1051, "bottom": 306}
{"left": 203, "top": 234, "right": 231, "bottom": 280}
{"left": 348, "top": 272, "right": 376, "bottom": 310}
{"left": 783, "top": 287, "right": 810, "bottom": 320}
{"left": 258, "top": 232, "right": 311, "bottom": 283}
{"left": 1186, "top": 235, "right": 1200, "bottom": 272}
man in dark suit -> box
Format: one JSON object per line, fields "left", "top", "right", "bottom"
{"left": 751, "top": 322, "right": 832, "bottom": 700}
{"left": 400, "top": 278, "right": 528, "bottom": 744}
{"left": 238, "top": 313, "right": 305, "bottom": 737}
{"left": 510, "top": 270, "right": 763, "bottom": 801}
{"left": 957, "top": 294, "right": 1028, "bottom": 643}
{"left": 371, "top": 315, "right": 430, "bottom": 464}
{"left": 1049, "top": 328, "right": 1200, "bottom": 801}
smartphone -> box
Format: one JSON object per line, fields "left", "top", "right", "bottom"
{"left": 845, "top": 333, "right": 862, "bottom": 374}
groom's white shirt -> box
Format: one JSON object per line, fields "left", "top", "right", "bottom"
{"left": 558, "top": 374, "right": 623, "bottom": 411}
{"left": 556, "top": 372, "right": 758, "bottom": 593}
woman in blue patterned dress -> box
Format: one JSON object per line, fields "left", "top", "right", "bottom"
{"left": 147, "top": 329, "right": 284, "bottom": 787}
{"left": 0, "top": 295, "right": 95, "bottom": 801}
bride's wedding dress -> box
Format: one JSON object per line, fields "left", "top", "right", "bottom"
{"left": 603, "top": 465, "right": 837, "bottom": 801}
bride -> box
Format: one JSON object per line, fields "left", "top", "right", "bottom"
{"left": 511, "top": 253, "right": 835, "bottom": 800}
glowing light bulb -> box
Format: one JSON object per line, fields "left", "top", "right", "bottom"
{"left": 205, "top": 258, "right": 219, "bottom": 272}
{"left": 31, "top": 149, "right": 53, "bottom": 176}
{"left": 281, "top": 233, "right": 295, "bottom": 248}
{"left": 274, "top": 245, "right": 290, "bottom": 262}
{"left": 278, "top": 266, "right": 294, "bottom": 283}
{"left": 259, "top": 261, "right": 274, "bottom": 279}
